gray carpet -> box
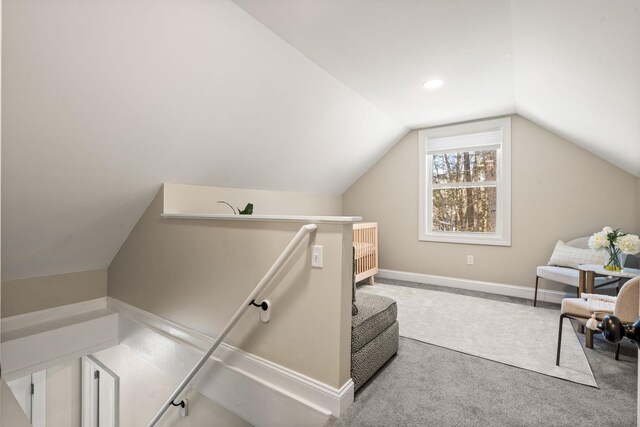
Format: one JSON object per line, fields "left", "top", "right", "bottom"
{"left": 359, "top": 283, "right": 596, "bottom": 386}
{"left": 327, "top": 280, "right": 637, "bottom": 427}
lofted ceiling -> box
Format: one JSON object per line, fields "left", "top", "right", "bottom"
{"left": 233, "top": 0, "right": 517, "bottom": 129}
{"left": 233, "top": 0, "right": 640, "bottom": 176}
{"left": 3, "top": 0, "right": 639, "bottom": 281}
{"left": 1, "top": 0, "right": 406, "bottom": 280}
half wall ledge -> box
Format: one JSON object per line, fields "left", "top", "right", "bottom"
{"left": 161, "top": 213, "right": 362, "bottom": 224}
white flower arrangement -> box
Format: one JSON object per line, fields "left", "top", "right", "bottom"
{"left": 589, "top": 226, "right": 640, "bottom": 271}
{"left": 618, "top": 234, "right": 640, "bottom": 254}
{"left": 588, "top": 231, "right": 610, "bottom": 249}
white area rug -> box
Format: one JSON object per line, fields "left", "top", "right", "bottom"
{"left": 360, "top": 283, "right": 597, "bottom": 387}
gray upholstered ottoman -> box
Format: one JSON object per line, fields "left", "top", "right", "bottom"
{"left": 351, "top": 292, "right": 399, "bottom": 391}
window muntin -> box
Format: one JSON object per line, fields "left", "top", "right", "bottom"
{"left": 419, "top": 118, "right": 511, "bottom": 246}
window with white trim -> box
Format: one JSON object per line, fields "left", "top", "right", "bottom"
{"left": 418, "top": 117, "right": 511, "bottom": 246}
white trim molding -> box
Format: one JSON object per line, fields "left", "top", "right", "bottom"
{"left": 378, "top": 269, "right": 570, "bottom": 304}
{"left": 162, "top": 212, "right": 362, "bottom": 224}
{"left": 1, "top": 304, "right": 118, "bottom": 380}
{"left": 1, "top": 297, "right": 108, "bottom": 334}
{"left": 107, "top": 298, "right": 353, "bottom": 426}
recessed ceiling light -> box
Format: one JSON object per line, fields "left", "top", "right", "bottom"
{"left": 423, "top": 79, "right": 444, "bottom": 89}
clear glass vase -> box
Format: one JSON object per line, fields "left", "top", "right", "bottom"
{"left": 604, "top": 246, "right": 623, "bottom": 271}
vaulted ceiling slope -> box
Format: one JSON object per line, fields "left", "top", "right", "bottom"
{"left": 233, "top": 0, "right": 640, "bottom": 176}
{"left": 1, "top": 0, "right": 407, "bottom": 281}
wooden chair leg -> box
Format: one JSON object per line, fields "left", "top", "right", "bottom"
{"left": 615, "top": 343, "right": 621, "bottom": 360}
{"left": 585, "top": 328, "right": 594, "bottom": 349}
{"left": 534, "top": 276, "right": 539, "bottom": 307}
{"left": 556, "top": 314, "right": 566, "bottom": 366}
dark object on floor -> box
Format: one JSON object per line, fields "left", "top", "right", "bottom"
{"left": 351, "top": 292, "right": 399, "bottom": 391}
{"left": 599, "top": 315, "right": 640, "bottom": 350}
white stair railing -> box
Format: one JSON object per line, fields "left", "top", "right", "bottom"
{"left": 147, "top": 223, "right": 318, "bottom": 427}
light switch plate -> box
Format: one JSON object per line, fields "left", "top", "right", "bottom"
{"left": 312, "top": 245, "right": 323, "bottom": 268}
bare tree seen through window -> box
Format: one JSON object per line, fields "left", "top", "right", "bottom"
{"left": 431, "top": 150, "right": 497, "bottom": 233}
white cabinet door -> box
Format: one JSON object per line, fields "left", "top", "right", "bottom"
{"left": 82, "top": 356, "right": 119, "bottom": 427}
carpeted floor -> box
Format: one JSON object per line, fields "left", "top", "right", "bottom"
{"left": 327, "top": 279, "right": 637, "bottom": 427}
{"left": 359, "top": 282, "right": 596, "bottom": 386}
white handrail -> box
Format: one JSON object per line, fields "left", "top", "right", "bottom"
{"left": 147, "top": 223, "right": 318, "bottom": 426}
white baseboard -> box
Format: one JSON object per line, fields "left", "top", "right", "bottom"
{"left": 377, "top": 269, "right": 570, "bottom": 304}
{"left": 108, "top": 297, "right": 353, "bottom": 426}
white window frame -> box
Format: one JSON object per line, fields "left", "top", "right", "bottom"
{"left": 418, "top": 117, "right": 511, "bottom": 246}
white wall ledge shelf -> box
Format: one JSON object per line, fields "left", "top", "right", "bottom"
{"left": 161, "top": 213, "right": 362, "bottom": 224}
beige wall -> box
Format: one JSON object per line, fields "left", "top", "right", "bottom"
{"left": 46, "top": 359, "right": 81, "bottom": 427}
{"left": 93, "top": 344, "right": 250, "bottom": 427}
{"left": 1, "top": 380, "right": 31, "bottom": 427}
{"left": 108, "top": 188, "right": 353, "bottom": 388}
{"left": 343, "top": 115, "right": 639, "bottom": 292}
{"left": 1, "top": 269, "right": 107, "bottom": 318}
{"left": 165, "top": 183, "right": 342, "bottom": 216}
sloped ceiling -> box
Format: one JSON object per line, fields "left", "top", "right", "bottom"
{"left": 233, "top": 0, "right": 640, "bottom": 176}
{"left": 233, "top": 0, "right": 517, "bottom": 129}
{"left": 510, "top": 0, "right": 640, "bottom": 177}
{"left": 1, "top": 0, "right": 407, "bottom": 281}
{"left": 3, "top": 0, "right": 639, "bottom": 281}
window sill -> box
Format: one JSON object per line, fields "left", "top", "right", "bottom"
{"left": 419, "top": 233, "right": 511, "bottom": 246}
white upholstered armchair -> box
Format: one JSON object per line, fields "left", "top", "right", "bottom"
{"left": 534, "top": 237, "right": 620, "bottom": 307}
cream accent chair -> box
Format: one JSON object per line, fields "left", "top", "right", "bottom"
{"left": 534, "top": 237, "right": 619, "bottom": 307}
{"left": 556, "top": 276, "right": 640, "bottom": 365}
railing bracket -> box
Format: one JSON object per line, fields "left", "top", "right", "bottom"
{"left": 171, "top": 399, "right": 188, "bottom": 417}
{"left": 249, "top": 299, "right": 269, "bottom": 310}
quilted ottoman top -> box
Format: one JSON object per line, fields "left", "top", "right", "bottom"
{"left": 352, "top": 292, "right": 397, "bottom": 353}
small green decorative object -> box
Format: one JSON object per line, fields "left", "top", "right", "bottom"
{"left": 217, "top": 201, "right": 253, "bottom": 215}
{"left": 238, "top": 203, "right": 253, "bottom": 215}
